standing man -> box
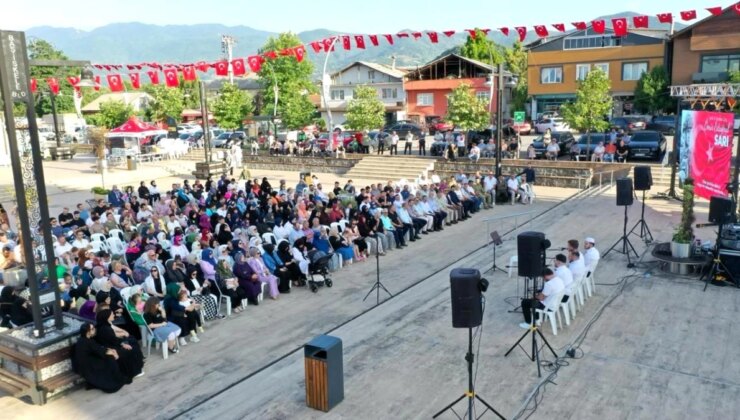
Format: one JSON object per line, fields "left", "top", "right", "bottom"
{"left": 404, "top": 131, "right": 414, "bottom": 155}
{"left": 390, "top": 131, "right": 399, "bottom": 155}
{"left": 456, "top": 131, "right": 466, "bottom": 157}
{"left": 377, "top": 133, "right": 386, "bottom": 155}
{"left": 519, "top": 268, "right": 564, "bottom": 329}
{"left": 418, "top": 131, "right": 426, "bottom": 156}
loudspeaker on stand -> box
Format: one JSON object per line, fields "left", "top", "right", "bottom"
{"left": 450, "top": 268, "right": 487, "bottom": 329}
{"left": 633, "top": 166, "right": 652, "bottom": 191}
{"left": 709, "top": 196, "right": 733, "bottom": 225}
{"left": 517, "top": 231, "right": 549, "bottom": 278}
{"left": 616, "top": 178, "right": 634, "bottom": 206}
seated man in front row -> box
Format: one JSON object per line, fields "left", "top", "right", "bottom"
{"left": 519, "top": 268, "right": 564, "bottom": 329}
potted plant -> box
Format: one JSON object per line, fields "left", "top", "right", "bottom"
{"left": 91, "top": 186, "right": 110, "bottom": 200}
{"left": 671, "top": 181, "right": 694, "bottom": 259}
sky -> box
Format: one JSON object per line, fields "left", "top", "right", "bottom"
{"left": 0, "top": 0, "right": 731, "bottom": 33}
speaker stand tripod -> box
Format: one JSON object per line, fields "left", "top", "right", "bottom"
{"left": 433, "top": 327, "right": 505, "bottom": 420}
{"left": 363, "top": 235, "right": 392, "bottom": 305}
{"left": 702, "top": 225, "right": 738, "bottom": 290}
{"left": 604, "top": 205, "right": 639, "bottom": 268}
{"left": 628, "top": 190, "right": 653, "bottom": 243}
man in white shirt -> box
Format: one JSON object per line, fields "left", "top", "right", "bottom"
{"left": 506, "top": 175, "right": 519, "bottom": 204}
{"left": 54, "top": 235, "right": 73, "bottom": 258}
{"left": 592, "top": 141, "right": 605, "bottom": 162}
{"left": 468, "top": 143, "right": 481, "bottom": 162}
{"left": 584, "top": 237, "right": 600, "bottom": 274}
{"left": 554, "top": 254, "right": 574, "bottom": 303}
{"left": 483, "top": 172, "right": 497, "bottom": 205}
{"left": 456, "top": 133, "right": 466, "bottom": 157}
{"left": 137, "top": 204, "right": 153, "bottom": 222}
{"left": 568, "top": 250, "right": 586, "bottom": 281}
{"left": 390, "top": 131, "right": 399, "bottom": 155}
{"left": 520, "top": 268, "right": 564, "bottom": 328}
{"left": 546, "top": 142, "right": 560, "bottom": 160}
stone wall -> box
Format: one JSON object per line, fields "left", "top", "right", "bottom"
{"left": 241, "top": 155, "right": 362, "bottom": 175}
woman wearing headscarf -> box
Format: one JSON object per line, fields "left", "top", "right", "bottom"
{"left": 329, "top": 226, "right": 355, "bottom": 264}
{"left": 163, "top": 283, "right": 200, "bottom": 345}
{"left": 0, "top": 287, "right": 33, "bottom": 327}
{"left": 170, "top": 235, "right": 189, "bottom": 260}
{"left": 261, "top": 243, "right": 294, "bottom": 294}
{"left": 217, "top": 244, "right": 234, "bottom": 267}
{"left": 137, "top": 181, "right": 150, "bottom": 204}
{"left": 94, "top": 309, "right": 144, "bottom": 381}
{"left": 233, "top": 251, "right": 261, "bottom": 305}
{"left": 277, "top": 240, "right": 306, "bottom": 287}
{"left": 200, "top": 248, "right": 217, "bottom": 283}
{"left": 73, "top": 322, "right": 130, "bottom": 393}
{"left": 183, "top": 265, "right": 220, "bottom": 320}
{"left": 247, "top": 247, "right": 280, "bottom": 300}
{"left": 165, "top": 256, "right": 188, "bottom": 284}
{"left": 216, "top": 256, "right": 245, "bottom": 313}
{"left": 144, "top": 266, "right": 166, "bottom": 299}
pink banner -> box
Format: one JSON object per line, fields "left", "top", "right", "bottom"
{"left": 686, "top": 110, "right": 735, "bottom": 200}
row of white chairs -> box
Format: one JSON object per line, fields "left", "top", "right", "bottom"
{"left": 536, "top": 259, "right": 599, "bottom": 336}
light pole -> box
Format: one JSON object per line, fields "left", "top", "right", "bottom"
{"left": 48, "top": 89, "right": 61, "bottom": 148}
{"left": 321, "top": 36, "right": 340, "bottom": 131}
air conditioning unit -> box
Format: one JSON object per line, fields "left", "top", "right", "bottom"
{"left": 691, "top": 71, "right": 729, "bottom": 83}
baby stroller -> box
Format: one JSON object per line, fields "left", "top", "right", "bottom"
{"left": 307, "top": 249, "right": 334, "bottom": 293}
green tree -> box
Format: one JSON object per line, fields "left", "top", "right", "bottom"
{"left": 561, "top": 69, "right": 613, "bottom": 153}
{"left": 504, "top": 41, "right": 529, "bottom": 115}
{"left": 634, "top": 65, "right": 673, "bottom": 115}
{"left": 212, "top": 83, "right": 253, "bottom": 130}
{"left": 460, "top": 28, "right": 503, "bottom": 64}
{"left": 729, "top": 70, "right": 740, "bottom": 83}
{"left": 345, "top": 86, "right": 385, "bottom": 131}
{"left": 257, "top": 32, "right": 316, "bottom": 129}
{"left": 445, "top": 83, "right": 489, "bottom": 131}
{"left": 27, "top": 38, "right": 79, "bottom": 116}
{"left": 145, "top": 84, "right": 184, "bottom": 123}
{"left": 90, "top": 100, "right": 134, "bottom": 129}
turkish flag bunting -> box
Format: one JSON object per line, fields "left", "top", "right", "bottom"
{"left": 466, "top": 29, "right": 477, "bottom": 39}
{"left": 612, "top": 18, "right": 628, "bottom": 37}
{"left": 354, "top": 35, "right": 366, "bottom": 49}
{"left": 427, "top": 32, "right": 439, "bottom": 43}
{"left": 103, "top": 65, "right": 112, "bottom": 71}
{"left": 706, "top": 6, "right": 722, "bottom": 16}
{"left": 572, "top": 21, "right": 587, "bottom": 30}
{"left": 94, "top": 65, "right": 103, "bottom": 70}
{"left": 396, "top": 33, "right": 410, "bottom": 38}
{"left": 66, "top": 76, "right": 80, "bottom": 92}
{"left": 591, "top": 19, "right": 606, "bottom": 34}
{"left": 443, "top": 30, "right": 456, "bottom": 37}
{"left": 680, "top": 10, "right": 697, "bottom": 21}
{"left": 263, "top": 51, "right": 277, "bottom": 60}
{"left": 213, "top": 60, "right": 228, "bottom": 76}
{"left": 231, "top": 58, "right": 246, "bottom": 76}
{"left": 412, "top": 32, "right": 422, "bottom": 39}
{"left": 94, "top": 75, "right": 101, "bottom": 91}
{"left": 552, "top": 23, "right": 566, "bottom": 32}
{"left": 515, "top": 27, "right": 527, "bottom": 42}
{"left": 163, "top": 68, "right": 179, "bottom": 88}
{"left": 657, "top": 13, "right": 673, "bottom": 23}
{"left": 369, "top": 35, "right": 379, "bottom": 46}
{"left": 383, "top": 34, "right": 394, "bottom": 45}
{"left": 279, "top": 48, "right": 293, "bottom": 56}
{"left": 30, "top": 78, "right": 37, "bottom": 93}
{"left": 126, "top": 65, "right": 135, "bottom": 71}
{"left": 293, "top": 45, "right": 306, "bottom": 63}
{"left": 182, "top": 66, "right": 196, "bottom": 81}
{"left": 310, "top": 41, "right": 322, "bottom": 53}
{"left": 534, "top": 25, "right": 548, "bottom": 37}
{"left": 342, "top": 36, "right": 351, "bottom": 50}
{"left": 195, "top": 61, "right": 210, "bottom": 72}
{"left": 734, "top": 3, "right": 740, "bottom": 15}
{"left": 322, "top": 37, "right": 335, "bottom": 52}
{"left": 107, "top": 74, "right": 124, "bottom": 92}
{"left": 499, "top": 27, "right": 509, "bottom": 36}
{"left": 633, "top": 16, "right": 649, "bottom": 28}
{"left": 129, "top": 73, "right": 141, "bottom": 89}
{"left": 248, "top": 55, "right": 264, "bottom": 72}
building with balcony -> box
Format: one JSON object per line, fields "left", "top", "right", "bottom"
{"left": 527, "top": 28, "right": 667, "bottom": 118}
{"left": 320, "top": 61, "right": 407, "bottom": 127}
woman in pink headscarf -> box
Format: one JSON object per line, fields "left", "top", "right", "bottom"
{"left": 170, "top": 235, "right": 189, "bottom": 260}
{"left": 296, "top": 201, "right": 308, "bottom": 222}
{"left": 247, "top": 247, "right": 280, "bottom": 299}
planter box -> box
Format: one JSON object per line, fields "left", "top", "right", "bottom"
{"left": 670, "top": 241, "right": 692, "bottom": 274}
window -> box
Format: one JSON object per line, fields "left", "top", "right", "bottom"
{"left": 368, "top": 70, "right": 376, "bottom": 81}
{"left": 417, "top": 93, "right": 433, "bottom": 106}
{"left": 701, "top": 54, "right": 740, "bottom": 73}
{"left": 622, "top": 62, "right": 648, "bottom": 81}
{"left": 381, "top": 88, "right": 398, "bottom": 99}
{"left": 475, "top": 91, "right": 491, "bottom": 102}
{"left": 576, "top": 64, "right": 590, "bottom": 81}
{"left": 330, "top": 89, "right": 345, "bottom": 100}
{"left": 541, "top": 67, "right": 563, "bottom": 84}
{"left": 594, "top": 63, "right": 609, "bottom": 76}
{"left": 564, "top": 36, "right": 621, "bottom": 50}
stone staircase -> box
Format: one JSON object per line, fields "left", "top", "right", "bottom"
{"left": 342, "top": 155, "right": 436, "bottom": 183}
{"left": 630, "top": 164, "right": 674, "bottom": 191}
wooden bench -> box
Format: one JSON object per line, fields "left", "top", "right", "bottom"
{"left": 38, "top": 370, "right": 82, "bottom": 397}
{"left": 0, "top": 368, "right": 33, "bottom": 398}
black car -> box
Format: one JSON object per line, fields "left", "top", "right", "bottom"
{"left": 645, "top": 115, "right": 677, "bottom": 135}
{"left": 530, "top": 131, "right": 576, "bottom": 159}
{"left": 626, "top": 130, "right": 667, "bottom": 160}
{"left": 610, "top": 116, "right": 647, "bottom": 133}
{"left": 573, "top": 133, "right": 609, "bottom": 159}
{"left": 383, "top": 122, "right": 423, "bottom": 138}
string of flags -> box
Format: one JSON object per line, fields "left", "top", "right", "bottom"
{"left": 30, "top": 4, "right": 740, "bottom": 95}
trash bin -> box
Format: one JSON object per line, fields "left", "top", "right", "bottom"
{"left": 304, "top": 334, "right": 343, "bottom": 412}
{"left": 127, "top": 156, "right": 137, "bottom": 170}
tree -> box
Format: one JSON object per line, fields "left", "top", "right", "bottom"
{"left": 212, "top": 83, "right": 253, "bottom": 130}
{"left": 460, "top": 28, "right": 503, "bottom": 65}
{"left": 258, "top": 32, "right": 316, "bottom": 129}
{"left": 27, "top": 38, "right": 79, "bottom": 116}
{"left": 729, "top": 70, "right": 740, "bottom": 83}
{"left": 89, "top": 100, "right": 134, "bottom": 129}
{"left": 504, "top": 41, "right": 529, "bottom": 114}
{"left": 345, "top": 86, "right": 385, "bottom": 131}
{"left": 145, "top": 84, "right": 184, "bottom": 123}
{"left": 445, "top": 83, "right": 489, "bottom": 131}
{"left": 634, "top": 65, "right": 673, "bottom": 115}
{"left": 561, "top": 69, "right": 612, "bottom": 154}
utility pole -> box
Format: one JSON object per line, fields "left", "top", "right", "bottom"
{"left": 221, "top": 35, "right": 237, "bottom": 84}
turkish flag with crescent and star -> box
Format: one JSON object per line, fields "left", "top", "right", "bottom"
{"left": 94, "top": 75, "right": 101, "bottom": 91}
{"left": 369, "top": 35, "right": 379, "bottom": 46}
{"left": 195, "top": 61, "right": 210, "bottom": 72}
{"left": 427, "top": 32, "right": 439, "bottom": 43}
{"left": 657, "top": 13, "right": 673, "bottom": 24}
{"left": 534, "top": 25, "right": 548, "bottom": 38}
{"left": 309, "top": 41, "right": 322, "bottom": 53}
{"left": 612, "top": 18, "right": 628, "bottom": 37}
{"left": 47, "top": 77, "right": 60, "bottom": 95}
{"left": 214, "top": 60, "right": 228, "bottom": 76}
{"left": 147, "top": 70, "right": 160, "bottom": 85}
{"left": 107, "top": 74, "right": 124, "bottom": 92}
{"left": 67, "top": 76, "right": 81, "bottom": 92}
{"left": 354, "top": 35, "right": 365, "bottom": 49}
{"left": 163, "top": 68, "right": 179, "bottom": 87}
{"left": 293, "top": 45, "right": 306, "bottom": 63}
{"left": 680, "top": 10, "right": 697, "bottom": 21}
{"left": 342, "top": 36, "right": 351, "bottom": 50}
{"left": 572, "top": 21, "right": 587, "bottom": 30}
{"left": 247, "top": 55, "right": 264, "bottom": 72}
{"left": 182, "top": 66, "right": 196, "bottom": 81}
{"left": 591, "top": 19, "right": 606, "bottom": 34}
{"left": 552, "top": 23, "right": 565, "bottom": 33}
{"left": 231, "top": 58, "right": 246, "bottom": 76}
{"left": 633, "top": 15, "right": 649, "bottom": 28}
{"left": 515, "top": 27, "right": 527, "bottom": 42}
{"left": 499, "top": 27, "right": 509, "bottom": 36}
{"left": 129, "top": 73, "right": 141, "bottom": 89}
{"left": 383, "top": 34, "right": 394, "bottom": 45}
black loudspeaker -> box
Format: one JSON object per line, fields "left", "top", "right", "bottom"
{"left": 634, "top": 166, "right": 652, "bottom": 191}
{"left": 616, "top": 178, "right": 634, "bottom": 206}
{"left": 517, "top": 231, "right": 548, "bottom": 278}
{"left": 450, "top": 268, "right": 483, "bottom": 328}
{"left": 709, "top": 196, "right": 733, "bottom": 224}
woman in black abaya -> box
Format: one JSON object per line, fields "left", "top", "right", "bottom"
{"left": 94, "top": 309, "right": 144, "bottom": 381}
{"left": 72, "top": 322, "right": 129, "bottom": 393}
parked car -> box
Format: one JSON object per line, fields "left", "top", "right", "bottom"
{"left": 645, "top": 115, "right": 677, "bottom": 135}
{"left": 626, "top": 130, "right": 666, "bottom": 160}
{"left": 383, "top": 122, "right": 423, "bottom": 139}
{"left": 426, "top": 117, "right": 453, "bottom": 134}
{"left": 211, "top": 132, "right": 232, "bottom": 148}
{"left": 534, "top": 117, "right": 570, "bottom": 134}
{"left": 530, "top": 131, "right": 576, "bottom": 159}
{"left": 574, "top": 133, "right": 609, "bottom": 159}
{"left": 504, "top": 118, "right": 532, "bottom": 135}
{"left": 610, "top": 116, "right": 646, "bottom": 133}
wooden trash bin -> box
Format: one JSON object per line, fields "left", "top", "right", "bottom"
{"left": 304, "top": 335, "right": 343, "bottom": 412}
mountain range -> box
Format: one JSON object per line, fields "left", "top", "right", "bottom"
{"left": 26, "top": 13, "right": 684, "bottom": 77}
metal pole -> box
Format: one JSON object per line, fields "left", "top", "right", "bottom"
{"left": 496, "top": 63, "right": 504, "bottom": 178}
{"left": 321, "top": 36, "right": 339, "bottom": 130}
{"left": 49, "top": 91, "right": 61, "bottom": 148}
{"left": 199, "top": 80, "right": 210, "bottom": 164}
{"left": 668, "top": 99, "right": 682, "bottom": 198}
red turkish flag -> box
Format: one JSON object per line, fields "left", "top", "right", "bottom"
{"left": 534, "top": 25, "right": 548, "bottom": 38}
{"left": 515, "top": 27, "right": 527, "bottom": 42}
{"left": 735, "top": 3, "right": 740, "bottom": 15}
{"left": 552, "top": 23, "right": 565, "bottom": 33}
{"left": 443, "top": 30, "right": 456, "bottom": 37}
{"left": 30, "top": 78, "right": 37, "bottom": 93}
{"left": 47, "top": 78, "right": 60, "bottom": 94}
{"left": 427, "top": 32, "right": 439, "bottom": 43}
{"left": 195, "top": 61, "right": 210, "bottom": 72}
{"left": 66, "top": 76, "right": 80, "bottom": 92}
{"left": 214, "top": 60, "right": 228, "bottom": 76}
{"left": 706, "top": 6, "right": 723, "bottom": 16}
{"left": 231, "top": 58, "right": 246, "bottom": 76}
{"left": 353, "top": 35, "right": 365, "bottom": 49}
{"left": 633, "top": 16, "right": 649, "bottom": 28}
{"left": 129, "top": 73, "right": 141, "bottom": 89}
{"left": 383, "top": 34, "right": 394, "bottom": 45}
{"left": 247, "top": 55, "right": 264, "bottom": 72}
{"left": 94, "top": 75, "right": 101, "bottom": 91}
{"left": 466, "top": 29, "right": 477, "bottom": 39}
{"left": 279, "top": 48, "right": 293, "bottom": 57}
{"left": 412, "top": 32, "right": 422, "bottom": 39}
{"left": 107, "top": 74, "right": 124, "bottom": 92}
{"left": 369, "top": 35, "right": 379, "bottom": 46}
{"left": 342, "top": 36, "right": 351, "bottom": 50}
{"left": 293, "top": 45, "right": 306, "bottom": 62}
{"left": 499, "top": 27, "right": 509, "bottom": 36}
{"left": 163, "top": 68, "right": 179, "bottom": 87}
{"left": 572, "top": 21, "right": 587, "bottom": 30}
{"left": 322, "top": 37, "right": 335, "bottom": 52}
{"left": 657, "top": 13, "right": 673, "bottom": 24}
{"left": 591, "top": 19, "right": 606, "bottom": 34}
{"left": 396, "top": 32, "right": 410, "bottom": 38}
{"left": 680, "top": 10, "right": 697, "bottom": 21}
{"left": 182, "top": 66, "right": 196, "bottom": 81}
{"left": 263, "top": 50, "right": 277, "bottom": 60}
{"left": 310, "top": 41, "right": 322, "bottom": 53}
{"left": 612, "top": 18, "right": 628, "bottom": 37}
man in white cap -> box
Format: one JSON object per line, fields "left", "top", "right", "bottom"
{"left": 584, "top": 237, "right": 600, "bottom": 273}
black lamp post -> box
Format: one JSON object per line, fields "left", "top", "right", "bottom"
{"left": 48, "top": 89, "right": 61, "bottom": 148}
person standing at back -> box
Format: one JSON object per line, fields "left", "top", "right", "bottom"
{"left": 404, "top": 131, "right": 413, "bottom": 155}
{"left": 390, "top": 131, "right": 399, "bottom": 155}
{"left": 418, "top": 130, "right": 426, "bottom": 156}
{"left": 456, "top": 132, "right": 466, "bottom": 157}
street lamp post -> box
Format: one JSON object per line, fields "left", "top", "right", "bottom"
{"left": 496, "top": 63, "right": 504, "bottom": 178}
{"left": 48, "top": 89, "right": 61, "bottom": 148}
{"left": 321, "top": 36, "right": 340, "bottom": 131}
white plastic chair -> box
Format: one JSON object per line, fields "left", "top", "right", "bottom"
{"left": 338, "top": 219, "right": 349, "bottom": 231}
{"left": 262, "top": 232, "right": 277, "bottom": 246}
{"left": 91, "top": 233, "right": 107, "bottom": 244}
{"left": 211, "top": 280, "right": 232, "bottom": 317}
{"left": 109, "top": 229, "right": 125, "bottom": 242}
{"left": 330, "top": 222, "right": 343, "bottom": 234}
{"left": 106, "top": 237, "right": 126, "bottom": 256}
{"left": 508, "top": 256, "right": 518, "bottom": 278}
{"left": 584, "top": 259, "right": 599, "bottom": 298}
{"left": 431, "top": 174, "right": 441, "bottom": 184}
{"left": 570, "top": 272, "right": 585, "bottom": 315}
{"left": 536, "top": 289, "right": 566, "bottom": 336}
{"left": 90, "top": 240, "right": 107, "bottom": 253}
